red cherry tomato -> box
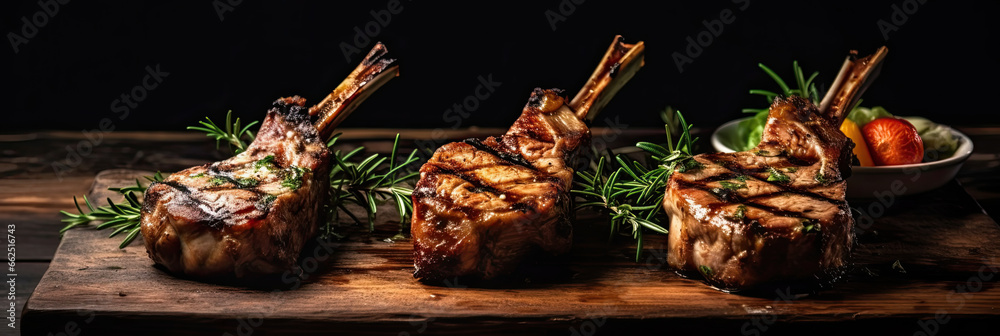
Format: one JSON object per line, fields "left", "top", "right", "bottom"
{"left": 862, "top": 117, "right": 924, "bottom": 166}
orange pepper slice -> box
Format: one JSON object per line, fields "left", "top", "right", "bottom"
{"left": 840, "top": 119, "right": 875, "bottom": 166}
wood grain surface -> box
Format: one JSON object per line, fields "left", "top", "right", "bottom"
{"left": 21, "top": 167, "right": 1000, "bottom": 335}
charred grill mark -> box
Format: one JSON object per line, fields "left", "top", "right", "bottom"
{"left": 422, "top": 165, "right": 513, "bottom": 201}
{"left": 204, "top": 218, "right": 225, "bottom": 230}
{"left": 675, "top": 179, "right": 833, "bottom": 222}
{"left": 777, "top": 151, "right": 815, "bottom": 167}
{"left": 700, "top": 156, "right": 774, "bottom": 175}
{"left": 692, "top": 172, "right": 845, "bottom": 206}
{"left": 510, "top": 123, "right": 550, "bottom": 145}
{"left": 699, "top": 173, "right": 753, "bottom": 183}
{"left": 676, "top": 180, "right": 736, "bottom": 203}
{"left": 743, "top": 190, "right": 846, "bottom": 206}
{"left": 462, "top": 138, "right": 535, "bottom": 170}
{"left": 690, "top": 156, "right": 846, "bottom": 205}
{"left": 544, "top": 175, "right": 565, "bottom": 186}
{"left": 208, "top": 164, "right": 223, "bottom": 176}
{"left": 746, "top": 219, "right": 767, "bottom": 236}
{"left": 271, "top": 98, "right": 313, "bottom": 124}
{"left": 426, "top": 162, "right": 541, "bottom": 193}
{"left": 511, "top": 202, "right": 534, "bottom": 213}
{"left": 420, "top": 160, "right": 557, "bottom": 216}
{"left": 160, "top": 177, "right": 274, "bottom": 228}
{"left": 718, "top": 164, "right": 771, "bottom": 176}
{"left": 160, "top": 181, "right": 192, "bottom": 194}
{"left": 465, "top": 186, "right": 501, "bottom": 194}
{"left": 741, "top": 202, "right": 815, "bottom": 224}
{"left": 255, "top": 194, "right": 277, "bottom": 215}
{"left": 711, "top": 187, "right": 740, "bottom": 203}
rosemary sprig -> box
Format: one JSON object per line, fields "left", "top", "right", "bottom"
{"left": 187, "top": 110, "right": 259, "bottom": 154}
{"left": 743, "top": 61, "right": 820, "bottom": 114}
{"left": 59, "top": 172, "right": 164, "bottom": 248}
{"left": 573, "top": 110, "right": 700, "bottom": 261}
{"left": 326, "top": 133, "right": 420, "bottom": 237}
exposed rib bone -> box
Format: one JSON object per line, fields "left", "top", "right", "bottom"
{"left": 819, "top": 46, "right": 888, "bottom": 121}
{"left": 310, "top": 42, "right": 400, "bottom": 140}
{"left": 570, "top": 35, "right": 645, "bottom": 122}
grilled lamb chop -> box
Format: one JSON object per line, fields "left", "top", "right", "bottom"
{"left": 412, "top": 36, "right": 645, "bottom": 281}
{"left": 663, "top": 47, "right": 888, "bottom": 291}
{"left": 140, "top": 43, "right": 398, "bottom": 279}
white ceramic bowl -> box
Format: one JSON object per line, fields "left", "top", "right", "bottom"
{"left": 711, "top": 117, "right": 974, "bottom": 199}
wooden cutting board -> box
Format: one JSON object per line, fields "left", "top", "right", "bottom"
{"left": 22, "top": 169, "right": 1000, "bottom": 335}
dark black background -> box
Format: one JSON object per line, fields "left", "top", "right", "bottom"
{"left": 3, "top": 0, "right": 997, "bottom": 133}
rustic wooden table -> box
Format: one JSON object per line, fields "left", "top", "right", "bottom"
{"left": 2, "top": 127, "right": 999, "bottom": 335}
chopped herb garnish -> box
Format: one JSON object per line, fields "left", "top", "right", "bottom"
{"left": 234, "top": 177, "right": 259, "bottom": 188}
{"left": 209, "top": 176, "right": 227, "bottom": 186}
{"left": 767, "top": 167, "right": 790, "bottom": 183}
{"left": 786, "top": 167, "right": 798, "bottom": 173}
{"left": 282, "top": 166, "right": 309, "bottom": 190}
{"left": 754, "top": 150, "right": 770, "bottom": 156}
{"left": 815, "top": 171, "right": 830, "bottom": 184}
{"left": 719, "top": 181, "right": 747, "bottom": 191}
{"left": 733, "top": 205, "right": 747, "bottom": 221}
{"left": 256, "top": 194, "right": 277, "bottom": 211}
{"left": 699, "top": 265, "right": 714, "bottom": 277}
{"left": 254, "top": 155, "right": 276, "bottom": 171}
{"left": 735, "top": 175, "right": 748, "bottom": 182}
{"left": 802, "top": 219, "right": 821, "bottom": 233}
{"left": 189, "top": 172, "right": 205, "bottom": 178}
{"left": 678, "top": 159, "right": 704, "bottom": 172}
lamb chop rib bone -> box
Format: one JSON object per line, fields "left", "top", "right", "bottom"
{"left": 662, "top": 47, "right": 887, "bottom": 291}
{"left": 310, "top": 43, "right": 399, "bottom": 141}
{"left": 411, "top": 36, "right": 644, "bottom": 281}
{"left": 140, "top": 43, "right": 397, "bottom": 278}
{"left": 820, "top": 47, "right": 889, "bottom": 120}
{"left": 571, "top": 37, "right": 645, "bottom": 121}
